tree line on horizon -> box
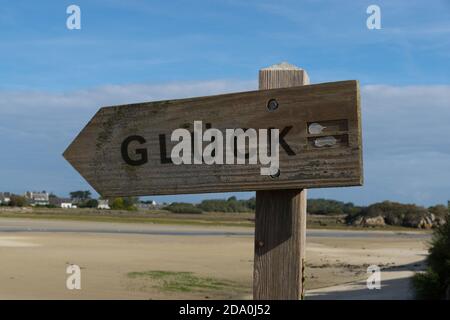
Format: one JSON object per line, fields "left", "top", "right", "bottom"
{"left": 2, "top": 191, "right": 449, "bottom": 226}
{"left": 164, "top": 197, "right": 449, "bottom": 230}
{"left": 164, "top": 197, "right": 449, "bottom": 215}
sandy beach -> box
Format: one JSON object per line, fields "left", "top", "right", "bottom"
{"left": 0, "top": 218, "right": 430, "bottom": 299}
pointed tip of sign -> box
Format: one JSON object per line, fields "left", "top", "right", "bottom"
{"left": 261, "top": 62, "right": 303, "bottom": 71}
{"left": 62, "top": 139, "right": 76, "bottom": 162}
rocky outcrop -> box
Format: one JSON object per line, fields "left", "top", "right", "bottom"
{"left": 363, "top": 215, "right": 386, "bottom": 226}
{"left": 416, "top": 213, "right": 447, "bottom": 229}
{"left": 350, "top": 211, "right": 447, "bottom": 229}
{"left": 434, "top": 215, "right": 447, "bottom": 227}
{"left": 352, "top": 215, "right": 385, "bottom": 227}
{"left": 417, "top": 214, "right": 434, "bottom": 229}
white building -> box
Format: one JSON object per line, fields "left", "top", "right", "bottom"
{"left": 61, "top": 202, "right": 77, "bottom": 209}
{"left": 97, "top": 199, "right": 110, "bottom": 210}
{"left": 0, "top": 192, "right": 11, "bottom": 205}
{"left": 49, "top": 196, "right": 76, "bottom": 209}
{"left": 25, "top": 191, "right": 49, "bottom": 206}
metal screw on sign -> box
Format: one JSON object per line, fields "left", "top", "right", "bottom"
{"left": 270, "top": 169, "right": 281, "bottom": 179}
{"left": 267, "top": 99, "right": 279, "bottom": 112}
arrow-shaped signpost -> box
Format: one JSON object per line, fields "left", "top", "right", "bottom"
{"left": 64, "top": 62, "right": 362, "bottom": 300}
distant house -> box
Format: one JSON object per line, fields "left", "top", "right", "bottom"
{"left": 61, "top": 202, "right": 77, "bottom": 209}
{"left": 25, "top": 191, "right": 49, "bottom": 206}
{"left": 97, "top": 199, "right": 110, "bottom": 210}
{"left": 49, "top": 197, "right": 76, "bottom": 209}
{"left": 0, "top": 192, "right": 11, "bottom": 205}
{"left": 137, "top": 200, "right": 158, "bottom": 210}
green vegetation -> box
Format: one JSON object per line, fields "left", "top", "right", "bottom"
{"left": 351, "top": 201, "right": 427, "bottom": 224}
{"left": 346, "top": 201, "right": 448, "bottom": 228}
{"left": 69, "top": 190, "right": 101, "bottom": 208}
{"left": 162, "top": 197, "right": 442, "bottom": 230}
{"left": 428, "top": 205, "right": 449, "bottom": 218}
{"left": 164, "top": 197, "right": 255, "bottom": 214}
{"left": 197, "top": 196, "right": 255, "bottom": 213}
{"left": 2, "top": 192, "right": 448, "bottom": 231}
{"left": 78, "top": 199, "right": 98, "bottom": 208}
{"left": 0, "top": 207, "right": 255, "bottom": 227}
{"left": 127, "top": 270, "right": 245, "bottom": 293}
{"left": 110, "top": 197, "right": 138, "bottom": 211}
{"left": 413, "top": 215, "right": 450, "bottom": 299}
{"left": 8, "top": 195, "right": 28, "bottom": 207}
{"left": 307, "top": 198, "right": 361, "bottom": 215}
{"left": 164, "top": 202, "right": 203, "bottom": 214}
{"left": 69, "top": 190, "right": 92, "bottom": 201}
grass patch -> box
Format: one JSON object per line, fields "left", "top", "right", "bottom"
{"left": 127, "top": 270, "right": 245, "bottom": 293}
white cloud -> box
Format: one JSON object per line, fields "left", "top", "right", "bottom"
{"left": 0, "top": 79, "right": 256, "bottom": 114}
{"left": 0, "top": 79, "right": 257, "bottom": 139}
{"left": 362, "top": 84, "right": 450, "bottom": 156}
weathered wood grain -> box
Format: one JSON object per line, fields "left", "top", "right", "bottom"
{"left": 64, "top": 78, "right": 362, "bottom": 197}
{"left": 254, "top": 188, "right": 307, "bottom": 299}
{"left": 254, "top": 63, "right": 308, "bottom": 300}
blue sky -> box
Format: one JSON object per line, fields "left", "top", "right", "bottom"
{"left": 1, "top": 0, "right": 450, "bottom": 206}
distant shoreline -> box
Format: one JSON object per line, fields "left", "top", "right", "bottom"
{"left": 0, "top": 207, "right": 432, "bottom": 232}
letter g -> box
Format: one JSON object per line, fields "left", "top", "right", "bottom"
{"left": 121, "top": 135, "right": 148, "bottom": 166}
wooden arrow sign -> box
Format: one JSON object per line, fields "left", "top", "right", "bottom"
{"left": 64, "top": 80, "right": 363, "bottom": 197}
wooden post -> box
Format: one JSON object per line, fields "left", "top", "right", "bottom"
{"left": 254, "top": 62, "right": 310, "bottom": 300}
